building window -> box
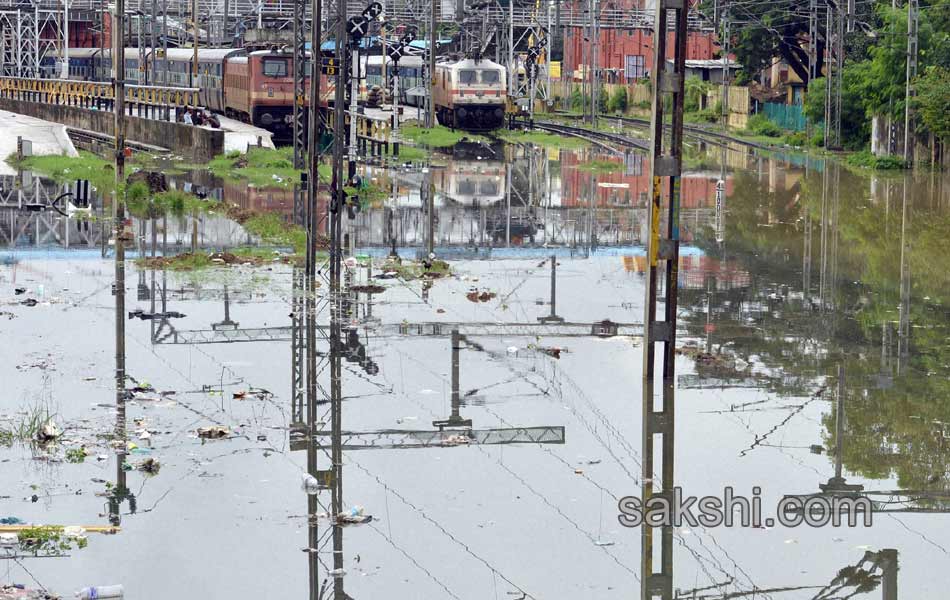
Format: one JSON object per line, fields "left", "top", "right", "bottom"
{"left": 625, "top": 55, "right": 644, "bottom": 81}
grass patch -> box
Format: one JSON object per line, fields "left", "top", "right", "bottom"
{"left": 392, "top": 144, "right": 430, "bottom": 162}
{"left": 242, "top": 212, "right": 308, "bottom": 255}
{"left": 496, "top": 130, "right": 590, "bottom": 149}
{"left": 845, "top": 150, "right": 906, "bottom": 170}
{"left": 139, "top": 253, "right": 216, "bottom": 271}
{"left": 383, "top": 258, "right": 452, "bottom": 281}
{"left": 577, "top": 159, "right": 623, "bottom": 173}
{"left": 9, "top": 151, "right": 114, "bottom": 192}
{"left": 743, "top": 114, "right": 783, "bottom": 138}
{"left": 399, "top": 125, "right": 487, "bottom": 148}
{"left": 208, "top": 146, "right": 304, "bottom": 188}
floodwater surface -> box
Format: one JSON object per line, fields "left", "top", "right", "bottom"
{"left": 1, "top": 140, "right": 949, "bottom": 598}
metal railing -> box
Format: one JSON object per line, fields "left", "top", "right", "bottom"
{"left": 0, "top": 76, "right": 200, "bottom": 120}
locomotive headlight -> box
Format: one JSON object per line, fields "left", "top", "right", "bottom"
{"left": 268, "top": 87, "right": 274, "bottom": 97}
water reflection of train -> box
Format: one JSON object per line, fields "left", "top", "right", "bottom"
{"left": 434, "top": 161, "right": 505, "bottom": 206}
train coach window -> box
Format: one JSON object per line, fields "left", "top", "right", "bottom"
{"left": 479, "top": 181, "right": 499, "bottom": 195}
{"left": 263, "top": 58, "right": 288, "bottom": 77}
{"left": 458, "top": 70, "right": 477, "bottom": 84}
{"left": 480, "top": 70, "right": 500, "bottom": 84}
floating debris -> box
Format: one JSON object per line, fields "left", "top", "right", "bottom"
{"left": 197, "top": 426, "right": 230, "bottom": 439}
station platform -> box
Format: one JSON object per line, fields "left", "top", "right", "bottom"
{"left": 0, "top": 110, "right": 78, "bottom": 176}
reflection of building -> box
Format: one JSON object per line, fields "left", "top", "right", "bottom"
{"left": 559, "top": 153, "right": 734, "bottom": 210}
{"left": 623, "top": 253, "right": 750, "bottom": 290}
{"left": 222, "top": 180, "right": 296, "bottom": 215}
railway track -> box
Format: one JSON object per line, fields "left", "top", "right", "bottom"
{"left": 602, "top": 114, "right": 771, "bottom": 150}
{"left": 549, "top": 110, "right": 770, "bottom": 151}
{"left": 532, "top": 121, "right": 650, "bottom": 153}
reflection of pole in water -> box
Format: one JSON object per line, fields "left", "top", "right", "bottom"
{"left": 897, "top": 176, "right": 911, "bottom": 375}
{"left": 818, "top": 165, "right": 829, "bottom": 311}
{"left": 640, "top": 379, "right": 674, "bottom": 599}
{"left": 538, "top": 255, "right": 565, "bottom": 323}
{"left": 803, "top": 210, "right": 812, "bottom": 306}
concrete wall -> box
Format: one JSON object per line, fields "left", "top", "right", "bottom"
{"left": 0, "top": 97, "right": 223, "bottom": 162}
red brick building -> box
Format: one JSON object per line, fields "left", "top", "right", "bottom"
{"left": 560, "top": 0, "right": 720, "bottom": 82}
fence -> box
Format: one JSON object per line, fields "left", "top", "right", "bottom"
{"left": 763, "top": 102, "right": 807, "bottom": 132}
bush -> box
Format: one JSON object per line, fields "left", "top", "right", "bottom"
{"left": 608, "top": 86, "right": 628, "bottom": 113}
{"left": 846, "top": 150, "right": 906, "bottom": 170}
{"left": 694, "top": 107, "right": 719, "bottom": 123}
{"left": 810, "top": 131, "right": 826, "bottom": 147}
{"left": 570, "top": 88, "right": 584, "bottom": 112}
{"left": 784, "top": 131, "right": 808, "bottom": 146}
{"left": 746, "top": 114, "right": 783, "bottom": 137}
{"left": 597, "top": 86, "right": 609, "bottom": 113}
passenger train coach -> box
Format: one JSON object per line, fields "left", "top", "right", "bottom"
{"left": 44, "top": 48, "right": 508, "bottom": 133}
{"left": 45, "top": 47, "right": 316, "bottom": 137}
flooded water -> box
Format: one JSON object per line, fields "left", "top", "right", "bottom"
{"left": 1, "top": 139, "right": 949, "bottom": 598}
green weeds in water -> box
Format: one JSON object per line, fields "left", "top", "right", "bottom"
{"left": 17, "top": 526, "right": 87, "bottom": 555}
{"left": 208, "top": 147, "right": 302, "bottom": 188}
{"left": 845, "top": 150, "right": 906, "bottom": 170}
{"left": 8, "top": 151, "right": 114, "bottom": 192}
{"left": 242, "top": 212, "right": 308, "bottom": 255}
{"left": 577, "top": 159, "right": 623, "bottom": 173}
{"left": 399, "top": 125, "right": 488, "bottom": 148}
{"left": 64, "top": 447, "right": 87, "bottom": 463}
{"left": 496, "top": 130, "right": 589, "bottom": 149}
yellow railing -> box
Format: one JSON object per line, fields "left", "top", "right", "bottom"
{"left": 0, "top": 77, "right": 199, "bottom": 107}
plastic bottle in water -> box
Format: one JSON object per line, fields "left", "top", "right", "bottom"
{"left": 75, "top": 585, "right": 124, "bottom": 599}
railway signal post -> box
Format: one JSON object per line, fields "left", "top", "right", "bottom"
{"left": 641, "top": 0, "right": 688, "bottom": 598}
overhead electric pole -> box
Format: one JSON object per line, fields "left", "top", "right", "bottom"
{"left": 426, "top": 0, "right": 436, "bottom": 127}
{"left": 903, "top": 0, "right": 918, "bottom": 165}
{"left": 112, "top": 0, "right": 128, "bottom": 520}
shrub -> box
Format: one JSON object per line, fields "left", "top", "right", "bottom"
{"left": 746, "top": 114, "right": 783, "bottom": 137}
{"left": 608, "top": 86, "right": 628, "bottom": 113}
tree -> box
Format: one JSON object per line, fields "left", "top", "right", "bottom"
{"left": 915, "top": 66, "right": 950, "bottom": 141}
{"left": 608, "top": 86, "right": 628, "bottom": 113}
{"left": 803, "top": 63, "right": 873, "bottom": 149}
{"left": 684, "top": 76, "right": 710, "bottom": 112}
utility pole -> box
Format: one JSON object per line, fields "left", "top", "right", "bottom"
{"left": 643, "top": 0, "right": 687, "bottom": 381}
{"left": 112, "top": 0, "right": 127, "bottom": 514}
{"left": 427, "top": 0, "right": 436, "bottom": 128}
{"left": 62, "top": 0, "right": 69, "bottom": 78}
{"left": 903, "top": 0, "right": 918, "bottom": 165}
{"left": 720, "top": 2, "right": 729, "bottom": 129}
{"left": 307, "top": 0, "right": 321, "bottom": 275}
{"left": 590, "top": 0, "right": 599, "bottom": 126}
{"left": 149, "top": 0, "right": 157, "bottom": 84}
{"left": 808, "top": 0, "right": 818, "bottom": 83}
{"left": 292, "top": 0, "right": 307, "bottom": 170}
{"left": 191, "top": 0, "right": 198, "bottom": 89}
{"left": 162, "top": 0, "right": 167, "bottom": 85}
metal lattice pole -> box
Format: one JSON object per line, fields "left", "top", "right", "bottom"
{"left": 903, "top": 0, "right": 918, "bottom": 165}
{"left": 293, "top": 0, "right": 308, "bottom": 170}
{"left": 643, "top": 0, "right": 687, "bottom": 381}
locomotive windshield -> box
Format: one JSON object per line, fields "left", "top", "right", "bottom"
{"left": 262, "top": 58, "right": 288, "bottom": 77}
{"left": 480, "top": 70, "right": 500, "bottom": 84}
{"left": 458, "top": 70, "right": 478, "bottom": 84}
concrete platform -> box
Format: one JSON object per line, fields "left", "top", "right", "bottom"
{"left": 216, "top": 115, "right": 275, "bottom": 153}
{"left": 0, "top": 110, "right": 78, "bottom": 176}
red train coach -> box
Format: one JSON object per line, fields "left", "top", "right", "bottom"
{"left": 223, "top": 49, "right": 310, "bottom": 136}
